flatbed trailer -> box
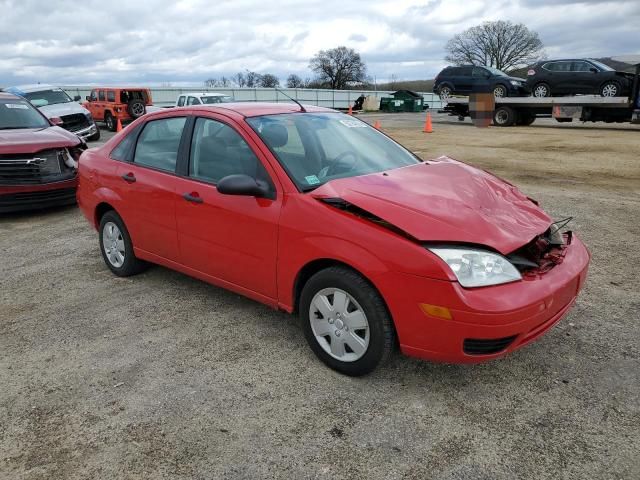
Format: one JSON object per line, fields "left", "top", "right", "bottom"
{"left": 440, "top": 64, "right": 640, "bottom": 127}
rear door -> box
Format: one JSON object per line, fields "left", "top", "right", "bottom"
{"left": 456, "top": 67, "right": 474, "bottom": 93}
{"left": 173, "top": 114, "right": 281, "bottom": 298}
{"left": 546, "top": 61, "right": 574, "bottom": 94}
{"left": 113, "top": 115, "right": 188, "bottom": 262}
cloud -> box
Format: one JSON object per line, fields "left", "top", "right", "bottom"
{"left": 0, "top": 0, "right": 638, "bottom": 86}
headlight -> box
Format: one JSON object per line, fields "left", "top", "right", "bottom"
{"left": 428, "top": 247, "right": 521, "bottom": 288}
{"left": 510, "top": 80, "right": 521, "bottom": 86}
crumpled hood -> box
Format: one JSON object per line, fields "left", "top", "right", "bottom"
{"left": 0, "top": 126, "right": 81, "bottom": 155}
{"left": 311, "top": 156, "right": 552, "bottom": 255}
{"left": 38, "top": 102, "right": 91, "bottom": 119}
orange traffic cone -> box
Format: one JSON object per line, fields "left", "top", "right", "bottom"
{"left": 373, "top": 120, "right": 381, "bottom": 129}
{"left": 348, "top": 105, "right": 353, "bottom": 115}
{"left": 116, "top": 117, "right": 123, "bottom": 132}
{"left": 423, "top": 112, "right": 433, "bottom": 133}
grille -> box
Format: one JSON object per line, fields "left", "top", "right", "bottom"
{"left": 463, "top": 335, "right": 518, "bottom": 355}
{"left": 0, "top": 150, "right": 73, "bottom": 185}
{"left": 60, "top": 113, "right": 90, "bottom": 132}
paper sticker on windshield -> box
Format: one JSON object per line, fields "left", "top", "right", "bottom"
{"left": 305, "top": 175, "right": 320, "bottom": 185}
{"left": 339, "top": 119, "right": 367, "bottom": 128}
{"left": 4, "top": 103, "right": 29, "bottom": 109}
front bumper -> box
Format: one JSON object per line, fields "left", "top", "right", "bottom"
{"left": 377, "top": 234, "right": 590, "bottom": 363}
{"left": 507, "top": 84, "right": 531, "bottom": 96}
{"left": 72, "top": 122, "right": 98, "bottom": 140}
{"left": 0, "top": 178, "right": 78, "bottom": 213}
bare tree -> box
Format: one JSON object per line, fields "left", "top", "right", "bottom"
{"left": 245, "top": 70, "right": 262, "bottom": 88}
{"left": 309, "top": 46, "right": 367, "bottom": 89}
{"left": 204, "top": 78, "right": 218, "bottom": 88}
{"left": 260, "top": 73, "right": 280, "bottom": 88}
{"left": 235, "top": 72, "right": 246, "bottom": 88}
{"left": 445, "top": 21, "right": 544, "bottom": 71}
{"left": 286, "top": 74, "right": 304, "bottom": 88}
{"left": 219, "top": 76, "right": 231, "bottom": 87}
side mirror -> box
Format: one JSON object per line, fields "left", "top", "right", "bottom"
{"left": 50, "top": 117, "right": 64, "bottom": 126}
{"left": 217, "top": 174, "right": 272, "bottom": 199}
{"left": 73, "top": 95, "right": 81, "bottom": 101}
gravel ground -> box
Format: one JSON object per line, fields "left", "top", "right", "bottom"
{"left": 1, "top": 115, "right": 639, "bottom": 479}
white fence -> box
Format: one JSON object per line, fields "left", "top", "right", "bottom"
{"left": 61, "top": 86, "right": 444, "bottom": 110}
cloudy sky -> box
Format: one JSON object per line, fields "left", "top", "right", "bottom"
{"left": 0, "top": 0, "right": 638, "bottom": 86}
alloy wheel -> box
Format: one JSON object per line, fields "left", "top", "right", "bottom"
{"left": 494, "top": 85, "right": 506, "bottom": 98}
{"left": 601, "top": 83, "right": 618, "bottom": 97}
{"left": 439, "top": 87, "right": 452, "bottom": 98}
{"left": 534, "top": 85, "right": 549, "bottom": 97}
{"left": 309, "top": 288, "right": 370, "bottom": 362}
{"left": 102, "top": 221, "right": 126, "bottom": 268}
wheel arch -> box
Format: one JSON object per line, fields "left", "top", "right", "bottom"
{"left": 94, "top": 201, "right": 116, "bottom": 229}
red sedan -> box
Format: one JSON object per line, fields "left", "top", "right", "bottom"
{"left": 0, "top": 92, "right": 85, "bottom": 212}
{"left": 77, "top": 103, "right": 590, "bottom": 376}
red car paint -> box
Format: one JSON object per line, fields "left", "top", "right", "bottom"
{"left": 77, "top": 103, "right": 590, "bottom": 364}
{"left": 0, "top": 92, "right": 83, "bottom": 212}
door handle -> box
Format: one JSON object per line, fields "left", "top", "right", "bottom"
{"left": 121, "top": 173, "right": 136, "bottom": 183}
{"left": 183, "top": 192, "right": 203, "bottom": 204}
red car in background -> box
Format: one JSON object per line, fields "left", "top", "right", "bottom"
{"left": 77, "top": 103, "right": 590, "bottom": 376}
{"left": 0, "top": 92, "right": 85, "bottom": 213}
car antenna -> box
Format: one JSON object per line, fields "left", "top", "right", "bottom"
{"left": 276, "top": 88, "right": 306, "bottom": 112}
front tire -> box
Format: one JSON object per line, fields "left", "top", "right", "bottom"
{"left": 438, "top": 85, "right": 452, "bottom": 98}
{"left": 88, "top": 127, "right": 101, "bottom": 142}
{"left": 493, "top": 84, "right": 508, "bottom": 98}
{"left": 98, "top": 211, "right": 146, "bottom": 277}
{"left": 299, "top": 266, "right": 395, "bottom": 376}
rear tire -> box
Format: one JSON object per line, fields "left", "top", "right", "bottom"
{"left": 299, "top": 266, "right": 395, "bottom": 376}
{"left": 600, "top": 81, "right": 620, "bottom": 97}
{"left": 438, "top": 85, "right": 453, "bottom": 98}
{"left": 493, "top": 106, "right": 516, "bottom": 127}
{"left": 104, "top": 112, "right": 117, "bottom": 132}
{"left": 98, "top": 211, "right": 146, "bottom": 277}
{"left": 533, "top": 83, "right": 551, "bottom": 98}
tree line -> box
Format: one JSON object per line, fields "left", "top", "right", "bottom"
{"left": 204, "top": 21, "right": 546, "bottom": 90}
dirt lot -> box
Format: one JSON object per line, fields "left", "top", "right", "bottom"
{"left": 1, "top": 115, "right": 639, "bottom": 479}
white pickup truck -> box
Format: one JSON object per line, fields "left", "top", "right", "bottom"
{"left": 175, "top": 92, "right": 234, "bottom": 107}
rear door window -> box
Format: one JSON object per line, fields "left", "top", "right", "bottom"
{"left": 107, "top": 91, "right": 115, "bottom": 102}
{"left": 133, "top": 117, "right": 187, "bottom": 173}
{"left": 459, "top": 67, "right": 472, "bottom": 76}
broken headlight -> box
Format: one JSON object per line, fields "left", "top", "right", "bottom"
{"left": 428, "top": 247, "right": 522, "bottom": 288}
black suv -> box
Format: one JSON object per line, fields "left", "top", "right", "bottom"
{"left": 526, "top": 59, "right": 634, "bottom": 97}
{"left": 433, "top": 65, "right": 529, "bottom": 98}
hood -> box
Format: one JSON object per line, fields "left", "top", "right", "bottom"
{"left": 0, "top": 126, "right": 82, "bottom": 155}
{"left": 311, "top": 157, "right": 552, "bottom": 255}
{"left": 38, "top": 101, "right": 91, "bottom": 118}
{"left": 506, "top": 76, "right": 526, "bottom": 83}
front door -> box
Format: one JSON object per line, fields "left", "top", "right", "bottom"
{"left": 173, "top": 115, "right": 281, "bottom": 299}
{"left": 114, "top": 115, "right": 188, "bottom": 262}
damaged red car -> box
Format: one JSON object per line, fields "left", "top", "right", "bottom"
{"left": 77, "top": 103, "right": 590, "bottom": 376}
{"left": 0, "top": 92, "right": 85, "bottom": 213}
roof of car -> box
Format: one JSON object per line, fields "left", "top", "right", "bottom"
{"left": 88, "top": 86, "right": 151, "bottom": 90}
{"left": 0, "top": 92, "right": 23, "bottom": 100}
{"left": 180, "top": 92, "right": 231, "bottom": 97}
{"left": 5, "top": 84, "right": 56, "bottom": 94}
{"left": 188, "top": 102, "right": 334, "bottom": 117}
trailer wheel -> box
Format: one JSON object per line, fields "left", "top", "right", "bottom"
{"left": 493, "top": 106, "right": 516, "bottom": 127}
{"left": 517, "top": 111, "right": 536, "bottom": 126}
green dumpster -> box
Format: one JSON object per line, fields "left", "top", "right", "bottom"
{"left": 380, "top": 96, "right": 405, "bottom": 112}
{"left": 391, "top": 90, "right": 424, "bottom": 112}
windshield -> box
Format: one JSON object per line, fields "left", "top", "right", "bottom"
{"left": 484, "top": 66, "right": 508, "bottom": 76}
{"left": 588, "top": 59, "right": 614, "bottom": 72}
{"left": 247, "top": 113, "right": 420, "bottom": 191}
{"left": 23, "top": 88, "right": 73, "bottom": 107}
{"left": 201, "top": 95, "right": 234, "bottom": 104}
{"left": 0, "top": 99, "right": 50, "bottom": 130}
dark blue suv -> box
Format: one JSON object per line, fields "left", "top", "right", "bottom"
{"left": 433, "top": 65, "right": 530, "bottom": 98}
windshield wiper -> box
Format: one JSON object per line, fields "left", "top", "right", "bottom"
{"left": 0, "top": 126, "right": 37, "bottom": 130}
